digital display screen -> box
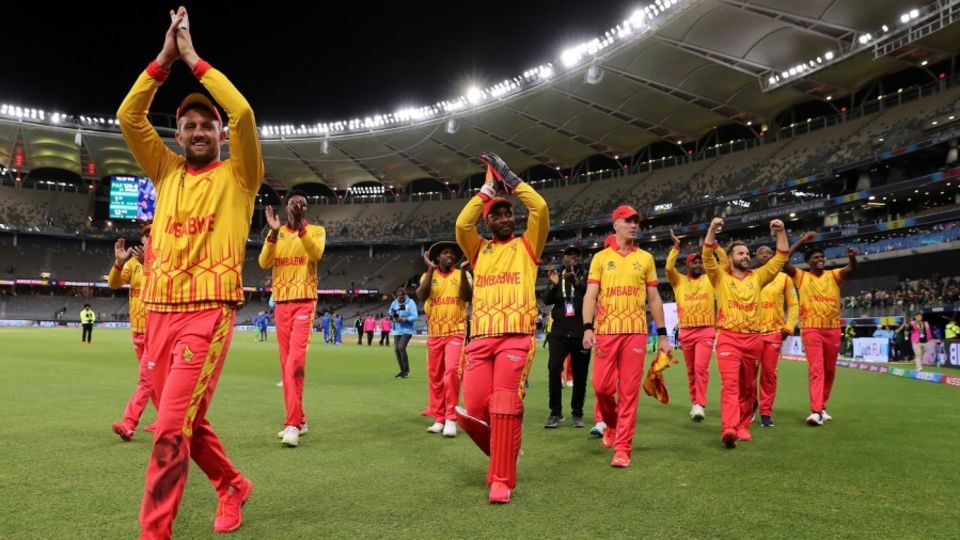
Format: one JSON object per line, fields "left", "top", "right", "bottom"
{"left": 109, "top": 176, "right": 155, "bottom": 220}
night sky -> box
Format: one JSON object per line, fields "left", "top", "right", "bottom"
{"left": 2, "top": 2, "right": 630, "bottom": 124}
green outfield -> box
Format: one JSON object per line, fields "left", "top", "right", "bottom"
{"left": 0, "top": 327, "right": 957, "bottom": 539}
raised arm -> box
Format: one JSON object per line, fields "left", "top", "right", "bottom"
{"left": 479, "top": 152, "right": 549, "bottom": 257}
{"left": 108, "top": 239, "right": 134, "bottom": 289}
{"left": 416, "top": 253, "right": 435, "bottom": 303}
{"left": 176, "top": 9, "right": 263, "bottom": 193}
{"left": 300, "top": 225, "right": 326, "bottom": 262}
{"left": 665, "top": 242, "right": 681, "bottom": 288}
{"left": 701, "top": 218, "right": 724, "bottom": 286}
{"left": 754, "top": 220, "right": 791, "bottom": 287}
{"left": 258, "top": 206, "right": 280, "bottom": 269}
{"left": 116, "top": 12, "right": 185, "bottom": 186}
{"left": 455, "top": 169, "right": 493, "bottom": 267}
{"left": 783, "top": 231, "right": 817, "bottom": 277}
{"left": 839, "top": 247, "right": 858, "bottom": 281}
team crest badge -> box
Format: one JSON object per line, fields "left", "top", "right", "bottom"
{"left": 633, "top": 262, "right": 642, "bottom": 272}
{"left": 182, "top": 345, "right": 194, "bottom": 363}
{"left": 607, "top": 261, "right": 616, "bottom": 271}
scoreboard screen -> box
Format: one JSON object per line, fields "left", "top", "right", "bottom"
{"left": 109, "top": 176, "right": 156, "bottom": 221}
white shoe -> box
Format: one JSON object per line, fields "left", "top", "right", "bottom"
{"left": 564, "top": 381, "right": 574, "bottom": 388}
{"left": 276, "top": 381, "right": 283, "bottom": 387}
{"left": 281, "top": 426, "right": 300, "bottom": 447}
{"left": 690, "top": 404, "right": 705, "bottom": 422}
{"left": 442, "top": 420, "right": 457, "bottom": 437}
{"left": 427, "top": 422, "right": 444, "bottom": 434}
{"left": 806, "top": 412, "right": 824, "bottom": 426}
{"left": 821, "top": 410, "right": 833, "bottom": 422}
{"left": 277, "top": 423, "right": 308, "bottom": 438}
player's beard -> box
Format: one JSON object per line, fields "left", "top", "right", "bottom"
{"left": 185, "top": 139, "right": 218, "bottom": 167}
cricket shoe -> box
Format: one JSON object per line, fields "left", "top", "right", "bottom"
{"left": 213, "top": 477, "right": 254, "bottom": 533}
{"left": 112, "top": 422, "right": 135, "bottom": 442}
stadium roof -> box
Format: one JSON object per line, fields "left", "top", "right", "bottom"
{"left": 2, "top": 0, "right": 959, "bottom": 190}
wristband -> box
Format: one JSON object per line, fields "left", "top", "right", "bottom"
{"left": 657, "top": 327, "right": 667, "bottom": 336}
{"left": 583, "top": 323, "right": 594, "bottom": 331}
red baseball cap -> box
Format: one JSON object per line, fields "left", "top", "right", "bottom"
{"left": 483, "top": 197, "right": 512, "bottom": 219}
{"left": 611, "top": 205, "right": 640, "bottom": 222}
{"left": 176, "top": 93, "right": 223, "bottom": 125}
{"left": 685, "top": 253, "right": 700, "bottom": 265}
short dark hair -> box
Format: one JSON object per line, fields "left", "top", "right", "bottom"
{"left": 804, "top": 248, "right": 825, "bottom": 262}
{"left": 83, "top": 303, "right": 91, "bottom": 308}
{"left": 728, "top": 241, "right": 748, "bottom": 254}
{"left": 287, "top": 190, "right": 308, "bottom": 201}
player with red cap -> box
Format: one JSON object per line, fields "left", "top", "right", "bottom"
{"left": 582, "top": 205, "right": 671, "bottom": 468}
{"left": 117, "top": 7, "right": 262, "bottom": 538}
{"left": 454, "top": 151, "right": 549, "bottom": 503}
{"left": 665, "top": 229, "right": 715, "bottom": 421}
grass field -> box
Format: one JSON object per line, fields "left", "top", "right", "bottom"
{"left": 1, "top": 327, "right": 957, "bottom": 539}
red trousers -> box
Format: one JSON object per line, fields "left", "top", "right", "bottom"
{"left": 275, "top": 300, "right": 315, "bottom": 427}
{"left": 139, "top": 307, "right": 242, "bottom": 539}
{"left": 426, "top": 335, "right": 464, "bottom": 422}
{"left": 758, "top": 333, "right": 783, "bottom": 416}
{"left": 802, "top": 328, "right": 841, "bottom": 413}
{"left": 121, "top": 332, "right": 156, "bottom": 429}
{"left": 715, "top": 331, "right": 762, "bottom": 435}
{"left": 680, "top": 326, "right": 714, "bottom": 407}
{"left": 562, "top": 355, "right": 573, "bottom": 382}
{"left": 462, "top": 335, "right": 535, "bottom": 489}
{"left": 592, "top": 334, "right": 647, "bottom": 453}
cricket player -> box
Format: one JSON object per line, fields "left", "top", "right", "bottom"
{"left": 753, "top": 246, "right": 799, "bottom": 427}
{"left": 784, "top": 244, "right": 857, "bottom": 425}
{"left": 454, "top": 151, "right": 548, "bottom": 503}
{"left": 320, "top": 311, "right": 331, "bottom": 343}
{"left": 701, "top": 219, "right": 810, "bottom": 448}
{"left": 259, "top": 192, "right": 325, "bottom": 447}
{"left": 665, "top": 229, "right": 715, "bottom": 421}
{"left": 117, "top": 7, "right": 262, "bottom": 537}
{"left": 582, "top": 205, "right": 671, "bottom": 468}
{"left": 415, "top": 241, "right": 470, "bottom": 437}
{"left": 110, "top": 224, "right": 156, "bottom": 441}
